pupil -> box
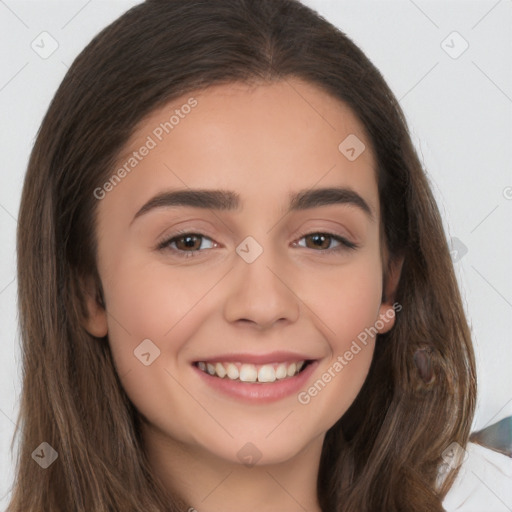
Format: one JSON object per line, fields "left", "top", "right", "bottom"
{"left": 183, "top": 235, "right": 199, "bottom": 249}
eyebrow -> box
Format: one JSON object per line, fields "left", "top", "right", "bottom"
{"left": 130, "top": 186, "right": 375, "bottom": 224}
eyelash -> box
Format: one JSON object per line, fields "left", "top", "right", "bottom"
{"left": 157, "top": 229, "right": 359, "bottom": 259}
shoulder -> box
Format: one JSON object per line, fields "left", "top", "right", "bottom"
{"left": 442, "top": 442, "right": 512, "bottom": 511}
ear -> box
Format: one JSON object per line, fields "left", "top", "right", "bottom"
{"left": 80, "top": 274, "right": 108, "bottom": 338}
{"left": 376, "top": 255, "right": 404, "bottom": 334}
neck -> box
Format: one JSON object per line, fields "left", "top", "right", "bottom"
{"left": 141, "top": 421, "right": 325, "bottom": 512}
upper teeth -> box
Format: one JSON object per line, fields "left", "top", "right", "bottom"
{"left": 197, "top": 361, "right": 306, "bottom": 383}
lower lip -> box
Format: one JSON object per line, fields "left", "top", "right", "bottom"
{"left": 193, "top": 361, "right": 319, "bottom": 403}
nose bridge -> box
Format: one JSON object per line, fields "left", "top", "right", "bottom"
{"left": 222, "top": 234, "right": 300, "bottom": 329}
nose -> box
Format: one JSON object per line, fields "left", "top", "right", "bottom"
{"left": 222, "top": 243, "right": 300, "bottom": 331}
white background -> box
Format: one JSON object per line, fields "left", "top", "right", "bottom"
{"left": 1, "top": 0, "right": 511, "bottom": 508}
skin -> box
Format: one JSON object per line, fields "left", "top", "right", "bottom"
{"left": 84, "top": 78, "right": 401, "bottom": 512}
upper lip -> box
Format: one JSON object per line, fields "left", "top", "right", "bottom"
{"left": 193, "top": 351, "right": 317, "bottom": 365}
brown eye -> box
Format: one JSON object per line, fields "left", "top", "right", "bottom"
{"left": 295, "top": 232, "right": 357, "bottom": 252}
{"left": 174, "top": 234, "right": 203, "bottom": 251}
{"left": 304, "top": 233, "right": 333, "bottom": 250}
{"left": 158, "top": 232, "right": 216, "bottom": 257}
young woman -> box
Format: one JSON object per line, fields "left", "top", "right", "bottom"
{"left": 8, "top": 0, "right": 483, "bottom": 510}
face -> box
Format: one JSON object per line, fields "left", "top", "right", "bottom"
{"left": 85, "top": 79, "right": 398, "bottom": 467}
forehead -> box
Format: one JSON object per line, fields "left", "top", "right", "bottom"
{"left": 99, "top": 78, "right": 378, "bottom": 218}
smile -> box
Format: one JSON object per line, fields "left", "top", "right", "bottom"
{"left": 195, "top": 360, "right": 309, "bottom": 383}
{"left": 192, "top": 352, "right": 319, "bottom": 402}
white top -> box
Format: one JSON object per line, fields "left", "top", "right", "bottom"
{"left": 442, "top": 442, "right": 512, "bottom": 511}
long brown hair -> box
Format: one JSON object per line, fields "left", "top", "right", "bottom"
{"left": 9, "top": 0, "right": 476, "bottom": 510}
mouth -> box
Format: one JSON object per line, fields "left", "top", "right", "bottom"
{"left": 192, "top": 354, "right": 320, "bottom": 403}
{"left": 192, "top": 351, "right": 320, "bottom": 402}
{"left": 194, "top": 359, "right": 312, "bottom": 383}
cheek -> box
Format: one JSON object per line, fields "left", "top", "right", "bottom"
{"left": 99, "top": 255, "right": 215, "bottom": 374}
{"left": 298, "top": 250, "right": 383, "bottom": 347}
{"left": 293, "top": 253, "right": 383, "bottom": 426}
{"left": 100, "top": 258, "right": 214, "bottom": 438}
